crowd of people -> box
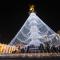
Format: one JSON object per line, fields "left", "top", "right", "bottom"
{"left": 19, "top": 43, "right": 60, "bottom": 53}
{"left": 0, "top": 43, "right": 60, "bottom": 54}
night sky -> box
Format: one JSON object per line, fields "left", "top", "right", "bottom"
{"left": 0, "top": 0, "right": 60, "bottom": 44}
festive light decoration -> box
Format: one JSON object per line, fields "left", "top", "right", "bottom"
{"left": 0, "top": 43, "right": 18, "bottom": 54}
{"left": 29, "top": 5, "right": 35, "bottom": 12}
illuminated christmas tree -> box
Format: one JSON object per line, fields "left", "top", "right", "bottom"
{"left": 10, "top": 5, "right": 60, "bottom": 47}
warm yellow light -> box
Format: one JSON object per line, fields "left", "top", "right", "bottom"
{"left": 29, "top": 5, "right": 35, "bottom": 12}
{"left": 0, "top": 43, "right": 18, "bottom": 54}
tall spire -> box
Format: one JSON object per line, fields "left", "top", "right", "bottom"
{"left": 29, "top": 5, "right": 35, "bottom": 13}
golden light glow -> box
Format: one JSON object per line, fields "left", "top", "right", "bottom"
{"left": 29, "top": 5, "right": 35, "bottom": 12}
{"left": 0, "top": 43, "right": 18, "bottom": 54}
